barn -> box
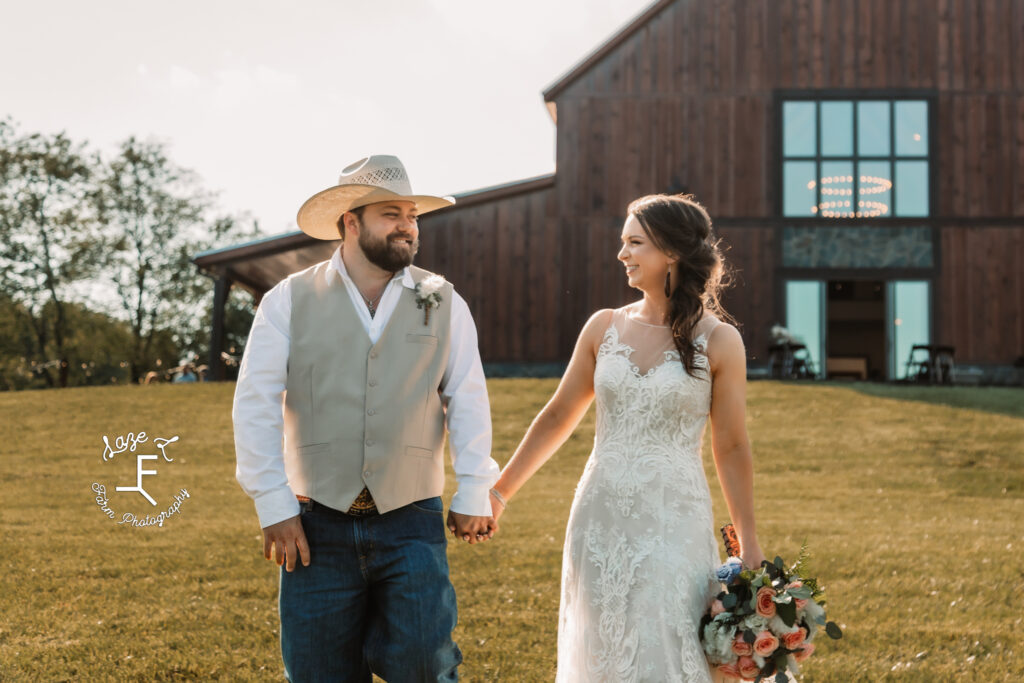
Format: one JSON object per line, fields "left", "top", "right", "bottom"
{"left": 195, "top": 0, "right": 1024, "bottom": 384}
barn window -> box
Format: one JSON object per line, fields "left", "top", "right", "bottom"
{"left": 781, "top": 98, "right": 930, "bottom": 219}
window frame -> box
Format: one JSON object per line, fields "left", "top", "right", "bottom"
{"left": 774, "top": 90, "right": 938, "bottom": 223}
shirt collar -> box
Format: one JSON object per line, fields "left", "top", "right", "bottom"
{"left": 328, "top": 246, "right": 413, "bottom": 289}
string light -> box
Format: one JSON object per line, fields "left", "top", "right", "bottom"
{"left": 812, "top": 174, "right": 892, "bottom": 217}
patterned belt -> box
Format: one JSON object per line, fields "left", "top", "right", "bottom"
{"left": 296, "top": 487, "right": 378, "bottom": 516}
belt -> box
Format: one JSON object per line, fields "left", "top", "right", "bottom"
{"left": 296, "top": 487, "right": 378, "bottom": 517}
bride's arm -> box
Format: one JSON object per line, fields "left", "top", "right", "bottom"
{"left": 491, "top": 309, "right": 611, "bottom": 514}
{"left": 707, "top": 323, "right": 767, "bottom": 569}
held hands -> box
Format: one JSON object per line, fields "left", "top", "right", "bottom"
{"left": 262, "top": 515, "right": 311, "bottom": 571}
{"left": 446, "top": 491, "right": 506, "bottom": 544}
{"left": 446, "top": 511, "right": 496, "bottom": 544}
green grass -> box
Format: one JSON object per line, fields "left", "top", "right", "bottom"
{"left": 1, "top": 381, "right": 1022, "bottom": 681}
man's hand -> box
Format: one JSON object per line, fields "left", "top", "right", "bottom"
{"left": 446, "top": 510, "right": 497, "bottom": 545}
{"left": 262, "top": 515, "right": 311, "bottom": 571}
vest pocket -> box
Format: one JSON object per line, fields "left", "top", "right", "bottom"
{"left": 405, "top": 446, "right": 433, "bottom": 459}
{"left": 406, "top": 334, "right": 438, "bottom": 345}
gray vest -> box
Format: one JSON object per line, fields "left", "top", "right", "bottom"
{"left": 281, "top": 261, "right": 453, "bottom": 513}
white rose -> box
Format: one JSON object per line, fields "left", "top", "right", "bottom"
{"left": 418, "top": 274, "right": 445, "bottom": 296}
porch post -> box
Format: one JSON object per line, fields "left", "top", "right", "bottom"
{"left": 209, "top": 273, "right": 232, "bottom": 381}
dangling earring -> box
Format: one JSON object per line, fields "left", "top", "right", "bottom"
{"left": 665, "top": 270, "right": 672, "bottom": 298}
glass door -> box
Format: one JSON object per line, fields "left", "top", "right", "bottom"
{"left": 886, "top": 281, "right": 931, "bottom": 379}
{"left": 784, "top": 280, "right": 826, "bottom": 378}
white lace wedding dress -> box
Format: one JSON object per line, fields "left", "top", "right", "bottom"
{"left": 557, "top": 307, "right": 728, "bottom": 683}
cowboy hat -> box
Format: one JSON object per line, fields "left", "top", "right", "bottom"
{"left": 296, "top": 155, "right": 455, "bottom": 240}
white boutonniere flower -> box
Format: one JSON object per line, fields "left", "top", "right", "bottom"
{"left": 414, "top": 274, "right": 445, "bottom": 325}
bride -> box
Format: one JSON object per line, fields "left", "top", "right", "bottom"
{"left": 489, "top": 194, "right": 766, "bottom": 682}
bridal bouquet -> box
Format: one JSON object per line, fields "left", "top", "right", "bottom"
{"left": 699, "top": 527, "right": 842, "bottom": 682}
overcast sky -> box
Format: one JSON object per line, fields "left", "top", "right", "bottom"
{"left": 2, "top": 0, "right": 652, "bottom": 237}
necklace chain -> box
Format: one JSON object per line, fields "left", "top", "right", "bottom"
{"left": 356, "top": 274, "right": 395, "bottom": 318}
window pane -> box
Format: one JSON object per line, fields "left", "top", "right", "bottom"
{"left": 857, "top": 160, "right": 892, "bottom": 218}
{"left": 821, "top": 101, "right": 853, "bottom": 157}
{"left": 784, "top": 161, "right": 817, "bottom": 216}
{"left": 858, "top": 101, "right": 890, "bottom": 156}
{"left": 820, "top": 161, "right": 854, "bottom": 218}
{"left": 895, "top": 101, "right": 928, "bottom": 156}
{"left": 889, "top": 280, "right": 930, "bottom": 380}
{"left": 895, "top": 161, "right": 929, "bottom": 216}
{"left": 785, "top": 281, "right": 825, "bottom": 378}
{"left": 783, "top": 102, "right": 816, "bottom": 157}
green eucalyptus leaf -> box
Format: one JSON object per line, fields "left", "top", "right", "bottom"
{"left": 826, "top": 621, "right": 843, "bottom": 639}
{"left": 788, "top": 586, "right": 814, "bottom": 599}
{"left": 777, "top": 600, "right": 797, "bottom": 627}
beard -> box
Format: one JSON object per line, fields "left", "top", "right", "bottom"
{"left": 357, "top": 228, "right": 419, "bottom": 272}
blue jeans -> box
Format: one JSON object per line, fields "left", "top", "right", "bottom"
{"left": 279, "top": 496, "right": 461, "bottom": 682}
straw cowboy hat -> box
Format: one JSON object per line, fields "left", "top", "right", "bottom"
{"left": 296, "top": 155, "right": 455, "bottom": 240}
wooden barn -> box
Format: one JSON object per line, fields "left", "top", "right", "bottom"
{"left": 196, "top": 0, "right": 1024, "bottom": 384}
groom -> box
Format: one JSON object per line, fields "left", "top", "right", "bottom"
{"left": 232, "top": 155, "right": 501, "bottom": 681}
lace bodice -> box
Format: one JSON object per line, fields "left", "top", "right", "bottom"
{"left": 556, "top": 306, "right": 727, "bottom": 683}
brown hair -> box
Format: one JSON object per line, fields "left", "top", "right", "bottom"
{"left": 626, "top": 194, "right": 735, "bottom": 379}
{"left": 336, "top": 205, "right": 366, "bottom": 240}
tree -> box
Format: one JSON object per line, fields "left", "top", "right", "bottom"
{"left": 95, "top": 137, "right": 258, "bottom": 383}
{"left": 0, "top": 119, "right": 103, "bottom": 387}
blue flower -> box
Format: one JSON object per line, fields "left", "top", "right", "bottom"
{"left": 716, "top": 557, "right": 744, "bottom": 584}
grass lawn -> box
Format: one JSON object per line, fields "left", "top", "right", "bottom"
{"left": 1, "top": 380, "right": 1021, "bottom": 681}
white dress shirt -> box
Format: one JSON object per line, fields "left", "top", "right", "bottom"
{"left": 233, "top": 246, "right": 499, "bottom": 528}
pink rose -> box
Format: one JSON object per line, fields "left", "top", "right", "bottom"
{"left": 755, "top": 586, "right": 777, "bottom": 618}
{"left": 732, "top": 633, "right": 753, "bottom": 656}
{"left": 793, "top": 641, "right": 816, "bottom": 663}
{"left": 710, "top": 599, "right": 725, "bottom": 616}
{"left": 753, "top": 630, "right": 779, "bottom": 657}
{"left": 737, "top": 655, "right": 761, "bottom": 679}
{"left": 717, "top": 662, "right": 742, "bottom": 679}
{"left": 781, "top": 628, "right": 807, "bottom": 650}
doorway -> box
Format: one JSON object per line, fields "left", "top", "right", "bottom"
{"left": 783, "top": 278, "right": 932, "bottom": 381}
{"left": 826, "top": 280, "right": 885, "bottom": 380}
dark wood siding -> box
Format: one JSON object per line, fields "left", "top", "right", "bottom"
{"left": 540, "top": 0, "right": 1024, "bottom": 366}
{"left": 938, "top": 226, "right": 1024, "bottom": 364}
{"left": 417, "top": 185, "right": 563, "bottom": 362}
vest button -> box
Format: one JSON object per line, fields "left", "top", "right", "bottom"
{"left": 368, "top": 380, "right": 378, "bottom": 387}
{"left": 363, "top": 470, "right": 372, "bottom": 478}
{"left": 369, "top": 351, "right": 378, "bottom": 359}
{"left": 367, "top": 409, "right": 376, "bottom": 416}
{"left": 365, "top": 438, "right": 374, "bottom": 447}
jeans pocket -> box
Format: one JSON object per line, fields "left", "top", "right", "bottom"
{"left": 409, "top": 496, "right": 444, "bottom": 515}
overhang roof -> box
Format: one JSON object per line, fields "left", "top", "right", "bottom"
{"left": 193, "top": 173, "right": 555, "bottom": 296}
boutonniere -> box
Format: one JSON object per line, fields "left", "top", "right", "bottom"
{"left": 414, "top": 274, "right": 445, "bottom": 325}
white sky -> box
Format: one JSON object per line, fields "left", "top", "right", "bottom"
{"left": 2, "top": 0, "right": 652, "bottom": 237}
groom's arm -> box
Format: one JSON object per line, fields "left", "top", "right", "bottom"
{"left": 233, "top": 279, "right": 309, "bottom": 569}
{"left": 440, "top": 290, "right": 500, "bottom": 542}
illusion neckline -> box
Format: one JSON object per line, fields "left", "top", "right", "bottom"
{"left": 625, "top": 315, "right": 669, "bottom": 329}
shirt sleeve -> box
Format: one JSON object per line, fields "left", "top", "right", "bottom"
{"left": 232, "top": 278, "right": 301, "bottom": 529}
{"left": 441, "top": 290, "right": 500, "bottom": 516}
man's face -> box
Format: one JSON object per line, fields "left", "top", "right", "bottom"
{"left": 352, "top": 201, "right": 420, "bottom": 271}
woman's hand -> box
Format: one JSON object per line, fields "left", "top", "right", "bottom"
{"left": 741, "top": 544, "right": 767, "bottom": 571}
